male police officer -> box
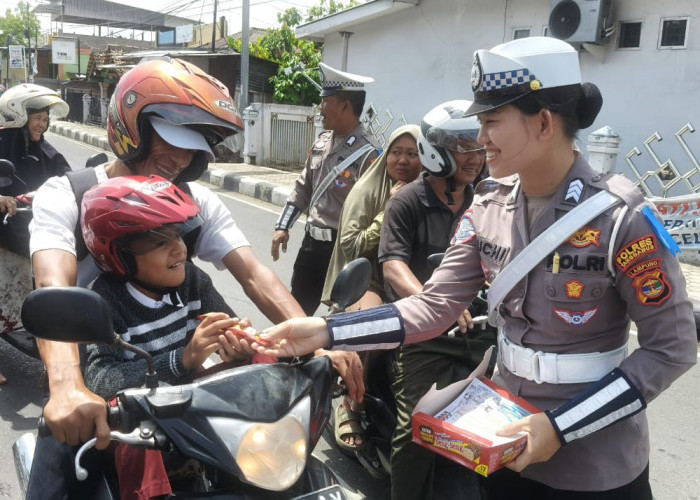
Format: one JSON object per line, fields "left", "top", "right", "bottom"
{"left": 271, "top": 63, "right": 378, "bottom": 315}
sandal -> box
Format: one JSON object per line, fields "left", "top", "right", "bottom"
{"left": 334, "top": 402, "right": 365, "bottom": 455}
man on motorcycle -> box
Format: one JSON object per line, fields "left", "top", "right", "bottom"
{"left": 379, "top": 100, "right": 493, "bottom": 499}
{"left": 25, "top": 57, "right": 361, "bottom": 498}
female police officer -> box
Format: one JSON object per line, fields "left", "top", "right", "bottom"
{"left": 257, "top": 37, "right": 697, "bottom": 498}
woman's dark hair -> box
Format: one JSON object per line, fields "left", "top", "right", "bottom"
{"left": 336, "top": 90, "right": 366, "bottom": 118}
{"left": 511, "top": 83, "right": 602, "bottom": 138}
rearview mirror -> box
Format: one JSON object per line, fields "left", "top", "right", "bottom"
{"left": 21, "top": 287, "right": 117, "bottom": 345}
{"left": 330, "top": 258, "right": 371, "bottom": 311}
{"left": 0, "top": 159, "right": 15, "bottom": 187}
{"left": 85, "top": 152, "right": 108, "bottom": 169}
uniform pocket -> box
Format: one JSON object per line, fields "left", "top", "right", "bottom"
{"left": 543, "top": 272, "right": 613, "bottom": 303}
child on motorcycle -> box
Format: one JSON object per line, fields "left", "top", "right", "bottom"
{"left": 80, "top": 175, "right": 260, "bottom": 397}
{"left": 79, "top": 174, "right": 268, "bottom": 498}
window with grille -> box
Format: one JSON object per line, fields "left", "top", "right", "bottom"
{"left": 659, "top": 18, "right": 688, "bottom": 48}
{"left": 618, "top": 21, "right": 642, "bottom": 49}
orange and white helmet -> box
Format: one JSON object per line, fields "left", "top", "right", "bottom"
{"left": 0, "top": 84, "right": 69, "bottom": 128}
{"left": 108, "top": 57, "right": 244, "bottom": 182}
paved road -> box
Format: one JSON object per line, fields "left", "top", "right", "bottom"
{"left": 0, "top": 133, "right": 697, "bottom": 499}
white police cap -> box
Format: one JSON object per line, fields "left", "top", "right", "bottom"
{"left": 319, "top": 62, "right": 373, "bottom": 97}
{"left": 466, "top": 37, "right": 581, "bottom": 116}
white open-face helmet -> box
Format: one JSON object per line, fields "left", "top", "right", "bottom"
{"left": 0, "top": 84, "right": 69, "bottom": 128}
{"left": 418, "top": 100, "right": 481, "bottom": 177}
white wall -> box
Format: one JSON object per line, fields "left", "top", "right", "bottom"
{"left": 318, "top": 0, "right": 700, "bottom": 182}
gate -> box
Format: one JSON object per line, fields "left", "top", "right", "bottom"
{"left": 86, "top": 95, "right": 102, "bottom": 126}
{"left": 269, "top": 112, "right": 315, "bottom": 168}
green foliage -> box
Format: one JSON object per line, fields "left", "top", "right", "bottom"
{"left": 226, "top": 0, "right": 360, "bottom": 106}
{"left": 0, "top": 1, "right": 41, "bottom": 46}
{"left": 306, "top": 0, "right": 360, "bottom": 22}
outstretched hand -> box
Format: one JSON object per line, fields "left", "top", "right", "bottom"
{"left": 497, "top": 412, "right": 561, "bottom": 472}
{"left": 255, "top": 317, "right": 330, "bottom": 358}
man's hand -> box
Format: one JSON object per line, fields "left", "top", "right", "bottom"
{"left": 389, "top": 180, "right": 407, "bottom": 198}
{"left": 497, "top": 412, "right": 561, "bottom": 472}
{"left": 257, "top": 317, "right": 330, "bottom": 358}
{"left": 316, "top": 349, "right": 365, "bottom": 403}
{"left": 0, "top": 195, "right": 17, "bottom": 215}
{"left": 271, "top": 230, "right": 289, "bottom": 261}
{"left": 43, "top": 384, "right": 111, "bottom": 449}
{"left": 456, "top": 308, "right": 474, "bottom": 333}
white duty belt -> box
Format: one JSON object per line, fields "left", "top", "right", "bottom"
{"left": 498, "top": 330, "right": 628, "bottom": 384}
{"left": 306, "top": 223, "right": 334, "bottom": 242}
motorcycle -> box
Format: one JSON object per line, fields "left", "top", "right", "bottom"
{"left": 0, "top": 152, "right": 110, "bottom": 361}
{"left": 329, "top": 254, "right": 497, "bottom": 482}
{"left": 12, "top": 255, "right": 371, "bottom": 499}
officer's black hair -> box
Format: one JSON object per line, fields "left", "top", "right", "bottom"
{"left": 336, "top": 90, "right": 366, "bottom": 118}
{"left": 511, "top": 83, "right": 603, "bottom": 139}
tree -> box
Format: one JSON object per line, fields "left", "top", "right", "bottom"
{"left": 229, "top": 0, "right": 361, "bottom": 106}
{"left": 0, "top": 2, "right": 41, "bottom": 47}
{"left": 306, "top": 0, "right": 360, "bottom": 22}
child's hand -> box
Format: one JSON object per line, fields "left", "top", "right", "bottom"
{"left": 217, "top": 318, "right": 258, "bottom": 362}
{"left": 183, "top": 313, "right": 240, "bottom": 370}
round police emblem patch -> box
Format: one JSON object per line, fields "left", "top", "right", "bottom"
{"left": 124, "top": 91, "right": 137, "bottom": 108}
{"left": 471, "top": 55, "right": 483, "bottom": 92}
{"left": 452, "top": 212, "right": 476, "bottom": 245}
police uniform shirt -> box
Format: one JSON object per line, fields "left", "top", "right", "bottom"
{"left": 287, "top": 123, "right": 377, "bottom": 230}
{"left": 392, "top": 155, "right": 697, "bottom": 491}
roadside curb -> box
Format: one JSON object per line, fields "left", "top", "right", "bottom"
{"left": 49, "top": 122, "right": 291, "bottom": 208}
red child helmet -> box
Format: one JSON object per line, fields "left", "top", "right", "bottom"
{"left": 81, "top": 175, "right": 202, "bottom": 280}
{"left": 107, "top": 57, "right": 244, "bottom": 183}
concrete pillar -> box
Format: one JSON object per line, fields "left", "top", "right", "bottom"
{"left": 587, "top": 125, "right": 621, "bottom": 174}
{"left": 100, "top": 97, "right": 109, "bottom": 127}
{"left": 82, "top": 93, "right": 91, "bottom": 123}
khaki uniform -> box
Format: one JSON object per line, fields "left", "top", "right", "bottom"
{"left": 285, "top": 124, "right": 377, "bottom": 314}
{"left": 394, "top": 156, "right": 697, "bottom": 491}
{"left": 288, "top": 124, "right": 377, "bottom": 230}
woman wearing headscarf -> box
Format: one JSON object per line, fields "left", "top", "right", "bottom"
{"left": 320, "top": 124, "right": 423, "bottom": 453}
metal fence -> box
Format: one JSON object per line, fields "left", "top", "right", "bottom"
{"left": 268, "top": 111, "right": 316, "bottom": 168}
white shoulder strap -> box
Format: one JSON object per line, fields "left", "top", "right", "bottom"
{"left": 309, "top": 143, "right": 374, "bottom": 209}
{"left": 487, "top": 190, "right": 623, "bottom": 326}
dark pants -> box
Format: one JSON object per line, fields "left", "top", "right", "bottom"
{"left": 26, "top": 434, "right": 117, "bottom": 500}
{"left": 291, "top": 231, "right": 336, "bottom": 316}
{"left": 391, "top": 329, "right": 497, "bottom": 500}
{"left": 484, "top": 463, "right": 653, "bottom": 500}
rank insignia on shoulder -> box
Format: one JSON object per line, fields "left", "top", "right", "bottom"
{"left": 563, "top": 179, "right": 584, "bottom": 205}
{"left": 346, "top": 135, "right": 357, "bottom": 146}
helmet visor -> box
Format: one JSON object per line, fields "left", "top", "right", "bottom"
{"left": 118, "top": 216, "right": 202, "bottom": 255}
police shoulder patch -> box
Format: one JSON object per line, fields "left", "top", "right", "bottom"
{"left": 615, "top": 235, "right": 657, "bottom": 272}
{"left": 452, "top": 211, "right": 476, "bottom": 245}
{"left": 632, "top": 269, "right": 671, "bottom": 306}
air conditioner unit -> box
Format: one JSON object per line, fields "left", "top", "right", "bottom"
{"left": 548, "top": 0, "right": 614, "bottom": 44}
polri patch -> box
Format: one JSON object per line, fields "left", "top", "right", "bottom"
{"left": 568, "top": 226, "right": 600, "bottom": 248}
{"left": 565, "top": 279, "right": 584, "bottom": 299}
{"left": 632, "top": 270, "right": 671, "bottom": 305}
{"left": 452, "top": 211, "right": 476, "bottom": 245}
{"left": 554, "top": 307, "right": 598, "bottom": 326}
{"left": 615, "top": 235, "right": 657, "bottom": 272}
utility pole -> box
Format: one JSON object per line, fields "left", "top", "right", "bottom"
{"left": 240, "top": 0, "right": 249, "bottom": 111}
{"left": 211, "top": 0, "right": 218, "bottom": 52}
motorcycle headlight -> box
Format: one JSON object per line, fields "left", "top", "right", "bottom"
{"left": 209, "top": 396, "right": 311, "bottom": 491}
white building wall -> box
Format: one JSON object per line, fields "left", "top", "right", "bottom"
{"left": 317, "top": 0, "right": 700, "bottom": 178}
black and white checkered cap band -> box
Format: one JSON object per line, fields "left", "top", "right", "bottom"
{"left": 327, "top": 303, "right": 404, "bottom": 351}
{"left": 480, "top": 69, "right": 533, "bottom": 92}
{"left": 275, "top": 203, "right": 301, "bottom": 231}
{"left": 323, "top": 81, "right": 365, "bottom": 90}
{"left": 545, "top": 368, "right": 646, "bottom": 445}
